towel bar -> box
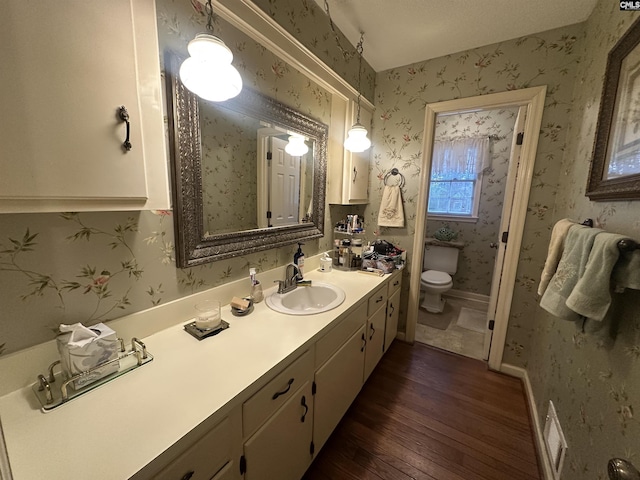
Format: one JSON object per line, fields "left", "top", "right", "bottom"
{"left": 581, "top": 218, "right": 639, "bottom": 252}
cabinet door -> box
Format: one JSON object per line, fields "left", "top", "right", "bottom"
{"left": 364, "top": 306, "right": 386, "bottom": 381}
{"left": 313, "top": 325, "right": 366, "bottom": 451}
{"left": 0, "top": 1, "right": 148, "bottom": 205}
{"left": 385, "top": 289, "right": 401, "bottom": 352}
{"left": 243, "top": 382, "right": 313, "bottom": 480}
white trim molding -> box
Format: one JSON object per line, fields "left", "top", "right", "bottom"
{"left": 405, "top": 86, "right": 547, "bottom": 372}
{"left": 500, "top": 363, "right": 554, "bottom": 480}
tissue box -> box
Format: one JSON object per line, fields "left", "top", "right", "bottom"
{"left": 56, "top": 323, "right": 120, "bottom": 389}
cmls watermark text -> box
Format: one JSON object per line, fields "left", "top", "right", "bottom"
{"left": 621, "top": 1, "right": 640, "bottom": 10}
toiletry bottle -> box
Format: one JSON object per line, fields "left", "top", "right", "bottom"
{"left": 294, "top": 243, "right": 305, "bottom": 280}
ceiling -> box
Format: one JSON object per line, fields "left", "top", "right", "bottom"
{"left": 314, "top": 0, "right": 599, "bottom": 72}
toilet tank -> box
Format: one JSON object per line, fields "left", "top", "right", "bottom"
{"left": 424, "top": 244, "right": 459, "bottom": 274}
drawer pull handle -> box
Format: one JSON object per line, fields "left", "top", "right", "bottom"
{"left": 118, "top": 105, "right": 132, "bottom": 151}
{"left": 393, "top": 280, "right": 399, "bottom": 287}
{"left": 181, "top": 471, "right": 195, "bottom": 480}
{"left": 361, "top": 332, "right": 366, "bottom": 352}
{"left": 301, "top": 395, "right": 309, "bottom": 422}
{"left": 389, "top": 303, "right": 395, "bottom": 316}
{"left": 272, "top": 378, "right": 294, "bottom": 400}
{"left": 369, "top": 323, "right": 375, "bottom": 340}
{"left": 376, "top": 296, "right": 383, "bottom": 303}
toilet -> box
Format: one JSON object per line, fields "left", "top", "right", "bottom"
{"left": 420, "top": 242, "right": 460, "bottom": 313}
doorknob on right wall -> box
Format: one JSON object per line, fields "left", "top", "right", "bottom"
{"left": 489, "top": 242, "right": 498, "bottom": 249}
{"left": 608, "top": 458, "right": 640, "bottom": 480}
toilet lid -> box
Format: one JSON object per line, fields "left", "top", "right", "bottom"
{"left": 421, "top": 270, "right": 452, "bottom": 285}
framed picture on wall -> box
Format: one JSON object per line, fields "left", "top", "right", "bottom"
{"left": 587, "top": 16, "right": 640, "bottom": 200}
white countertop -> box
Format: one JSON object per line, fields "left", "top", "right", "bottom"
{"left": 0, "top": 268, "right": 388, "bottom": 480}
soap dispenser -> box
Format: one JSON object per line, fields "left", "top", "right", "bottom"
{"left": 294, "top": 243, "right": 305, "bottom": 280}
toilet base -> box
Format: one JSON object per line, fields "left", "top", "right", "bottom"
{"left": 420, "top": 293, "right": 446, "bottom": 313}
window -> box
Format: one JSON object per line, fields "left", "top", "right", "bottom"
{"left": 428, "top": 137, "right": 489, "bottom": 219}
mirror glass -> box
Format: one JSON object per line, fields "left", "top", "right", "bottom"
{"left": 165, "top": 51, "right": 327, "bottom": 267}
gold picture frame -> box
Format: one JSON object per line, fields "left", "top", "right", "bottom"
{"left": 587, "top": 17, "right": 640, "bottom": 200}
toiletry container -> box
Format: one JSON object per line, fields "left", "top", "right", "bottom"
{"left": 294, "top": 243, "right": 305, "bottom": 280}
{"left": 420, "top": 241, "right": 461, "bottom": 313}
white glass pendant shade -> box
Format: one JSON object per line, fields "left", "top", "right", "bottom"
{"left": 285, "top": 135, "right": 309, "bottom": 156}
{"left": 344, "top": 123, "right": 371, "bottom": 153}
{"left": 179, "top": 33, "right": 243, "bottom": 102}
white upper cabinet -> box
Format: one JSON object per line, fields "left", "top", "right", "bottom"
{"left": 0, "top": 0, "right": 169, "bottom": 213}
{"left": 327, "top": 99, "right": 373, "bottom": 205}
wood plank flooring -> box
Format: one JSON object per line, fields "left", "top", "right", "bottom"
{"left": 303, "top": 341, "right": 541, "bottom": 480}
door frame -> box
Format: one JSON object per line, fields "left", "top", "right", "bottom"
{"left": 405, "top": 86, "right": 547, "bottom": 371}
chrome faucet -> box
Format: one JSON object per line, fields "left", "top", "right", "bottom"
{"left": 275, "top": 263, "right": 299, "bottom": 294}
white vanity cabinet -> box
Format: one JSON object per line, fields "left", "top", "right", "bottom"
{"left": 145, "top": 408, "right": 243, "bottom": 480}
{"left": 0, "top": 0, "right": 169, "bottom": 213}
{"left": 385, "top": 271, "right": 402, "bottom": 351}
{"left": 364, "top": 284, "right": 388, "bottom": 381}
{"left": 327, "top": 100, "right": 373, "bottom": 205}
{"left": 241, "top": 351, "right": 314, "bottom": 480}
{"left": 313, "top": 301, "right": 367, "bottom": 451}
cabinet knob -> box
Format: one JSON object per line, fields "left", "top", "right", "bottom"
{"left": 181, "top": 471, "right": 195, "bottom": 480}
{"left": 376, "top": 296, "right": 383, "bottom": 303}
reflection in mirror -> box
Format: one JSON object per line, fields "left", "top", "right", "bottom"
{"left": 165, "top": 51, "right": 328, "bottom": 267}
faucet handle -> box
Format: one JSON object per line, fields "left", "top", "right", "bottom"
{"left": 274, "top": 279, "right": 285, "bottom": 294}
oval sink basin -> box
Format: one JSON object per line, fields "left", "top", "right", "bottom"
{"left": 266, "top": 282, "right": 346, "bottom": 315}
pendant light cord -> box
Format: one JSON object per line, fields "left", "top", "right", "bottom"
{"left": 355, "top": 32, "right": 363, "bottom": 124}
{"left": 205, "top": 0, "right": 215, "bottom": 33}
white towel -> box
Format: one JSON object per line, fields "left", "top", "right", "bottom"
{"left": 539, "top": 225, "right": 601, "bottom": 321}
{"left": 566, "top": 232, "right": 626, "bottom": 321}
{"left": 378, "top": 185, "right": 404, "bottom": 227}
{"left": 613, "top": 249, "right": 640, "bottom": 292}
{"left": 538, "top": 218, "right": 576, "bottom": 296}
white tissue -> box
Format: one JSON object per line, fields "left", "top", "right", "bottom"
{"left": 59, "top": 322, "right": 99, "bottom": 347}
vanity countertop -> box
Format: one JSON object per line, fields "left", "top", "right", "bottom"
{"left": 0, "top": 268, "right": 390, "bottom": 480}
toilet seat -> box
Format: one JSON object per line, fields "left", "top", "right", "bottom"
{"left": 421, "top": 270, "right": 451, "bottom": 285}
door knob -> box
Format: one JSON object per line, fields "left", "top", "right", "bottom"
{"left": 609, "top": 458, "right": 640, "bottom": 480}
{"left": 489, "top": 242, "right": 498, "bottom": 249}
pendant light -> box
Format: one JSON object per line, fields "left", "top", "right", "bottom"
{"left": 322, "top": 1, "right": 371, "bottom": 153}
{"left": 285, "top": 134, "right": 309, "bottom": 156}
{"left": 179, "top": 0, "right": 242, "bottom": 102}
{"left": 343, "top": 32, "right": 371, "bottom": 153}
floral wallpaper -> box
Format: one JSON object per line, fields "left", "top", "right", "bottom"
{"left": 200, "top": 105, "right": 260, "bottom": 234}
{"left": 524, "top": 3, "right": 640, "bottom": 478}
{"left": 0, "top": 0, "right": 349, "bottom": 355}
{"left": 426, "top": 108, "right": 518, "bottom": 296}
{"left": 367, "top": 23, "right": 583, "bottom": 340}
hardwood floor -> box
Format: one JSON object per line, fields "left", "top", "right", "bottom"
{"left": 303, "top": 341, "right": 541, "bottom": 480}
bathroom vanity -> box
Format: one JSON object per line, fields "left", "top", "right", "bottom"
{"left": 0, "top": 266, "right": 401, "bottom": 480}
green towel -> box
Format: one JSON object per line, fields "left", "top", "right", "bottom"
{"left": 539, "top": 225, "right": 601, "bottom": 321}
{"left": 613, "top": 249, "right": 640, "bottom": 292}
{"left": 566, "top": 232, "right": 626, "bottom": 321}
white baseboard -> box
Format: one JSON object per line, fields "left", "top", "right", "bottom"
{"left": 500, "top": 364, "right": 553, "bottom": 480}
{"left": 446, "top": 289, "right": 490, "bottom": 304}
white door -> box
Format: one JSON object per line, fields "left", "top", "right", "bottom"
{"left": 483, "top": 106, "right": 528, "bottom": 360}
{"left": 270, "top": 136, "right": 301, "bottom": 227}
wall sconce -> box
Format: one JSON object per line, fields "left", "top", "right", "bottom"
{"left": 179, "top": 0, "right": 242, "bottom": 102}
{"left": 285, "top": 134, "right": 309, "bottom": 156}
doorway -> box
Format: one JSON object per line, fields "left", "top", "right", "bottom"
{"left": 415, "top": 105, "right": 524, "bottom": 360}
{"left": 405, "top": 86, "right": 547, "bottom": 371}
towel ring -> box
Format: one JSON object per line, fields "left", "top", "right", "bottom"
{"left": 383, "top": 168, "right": 405, "bottom": 188}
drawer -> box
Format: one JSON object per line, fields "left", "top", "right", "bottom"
{"left": 388, "top": 271, "right": 402, "bottom": 297}
{"left": 367, "top": 285, "right": 387, "bottom": 316}
{"left": 315, "top": 301, "right": 367, "bottom": 368}
{"left": 243, "top": 349, "right": 313, "bottom": 438}
{"left": 153, "top": 416, "right": 231, "bottom": 480}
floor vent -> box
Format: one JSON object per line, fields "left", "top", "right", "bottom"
{"left": 544, "top": 401, "right": 568, "bottom": 479}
